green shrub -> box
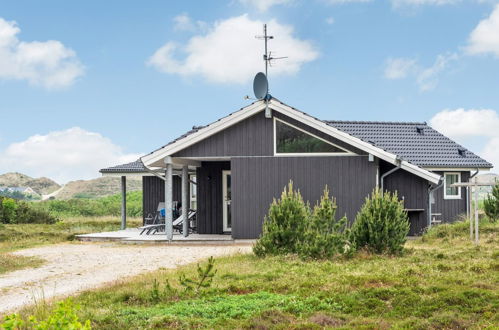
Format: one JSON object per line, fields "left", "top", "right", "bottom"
{"left": 35, "top": 191, "right": 143, "bottom": 218}
{"left": 0, "top": 196, "right": 56, "bottom": 224}
{"left": 483, "top": 184, "right": 499, "bottom": 222}
{"left": 350, "top": 188, "right": 409, "bottom": 254}
{"left": 1, "top": 299, "right": 91, "bottom": 329}
{"left": 1, "top": 198, "right": 18, "bottom": 223}
{"left": 253, "top": 181, "right": 309, "bottom": 256}
{"left": 298, "top": 186, "right": 350, "bottom": 259}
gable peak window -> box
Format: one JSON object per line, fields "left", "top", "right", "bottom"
{"left": 275, "top": 119, "right": 349, "bottom": 154}
{"left": 444, "top": 172, "right": 461, "bottom": 199}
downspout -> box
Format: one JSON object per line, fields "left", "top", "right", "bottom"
{"left": 380, "top": 156, "right": 402, "bottom": 193}
{"left": 428, "top": 180, "right": 444, "bottom": 228}
{"left": 467, "top": 168, "right": 479, "bottom": 218}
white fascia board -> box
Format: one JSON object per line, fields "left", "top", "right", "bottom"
{"left": 269, "top": 100, "right": 441, "bottom": 184}
{"left": 424, "top": 167, "right": 490, "bottom": 172}
{"left": 141, "top": 101, "right": 266, "bottom": 166}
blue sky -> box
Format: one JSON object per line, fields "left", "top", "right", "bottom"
{"left": 0, "top": 0, "right": 498, "bottom": 183}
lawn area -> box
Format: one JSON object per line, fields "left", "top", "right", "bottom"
{"left": 0, "top": 216, "right": 142, "bottom": 253}
{"left": 20, "top": 220, "right": 498, "bottom": 329}
{"left": 0, "top": 216, "right": 141, "bottom": 274}
{"left": 0, "top": 254, "right": 44, "bottom": 275}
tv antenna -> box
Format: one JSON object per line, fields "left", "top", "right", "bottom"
{"left": 255, "top": 24, "right": 288, "bottom": 78}
{"left": 253, "top": 24, "right": 287, "bottom": 118}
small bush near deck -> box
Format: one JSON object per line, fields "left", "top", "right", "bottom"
{"left": 298, "top": 187, "right": 350, "bottom": 259}
{"left": 484, "top": 183, "right": 499, "bottom": 222}
{"left": 253, "top": 182, "right": 309, "bottom": 256}
{"left": 350, "top": 189, "right": 409, "bottom": 254}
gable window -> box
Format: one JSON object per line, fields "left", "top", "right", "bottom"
{"left": 274, "top": 118, "right": 349, "bottom": 154}
{"left": 444, "top": 173, "right": 461, "bottom": 199}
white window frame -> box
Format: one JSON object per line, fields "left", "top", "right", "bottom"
{"left": 444, "top": 172, "right": 461, "bottom": 200}
{"left": 273, "top": 117, "right": 355, "bottom": 156}
{"left": 189, "top": 174, "right": 197, "bottom": 210}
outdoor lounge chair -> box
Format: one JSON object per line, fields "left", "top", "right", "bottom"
{"left": 138, "top": 202, "right": 166, "bottom": 235}
{"left": 146, "top": 209, "right": 197, "bottom": 235}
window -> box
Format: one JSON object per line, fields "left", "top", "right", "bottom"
{"left": 190, "top": 175, "right": 197, "bottom": 210}
{"left": 444, "top": 173, "right": 461, "bottom": 199}
{"left": 274, "top": 119, "right": 349, "bottom": 154}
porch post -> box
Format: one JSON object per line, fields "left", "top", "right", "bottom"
{"left": 164, "top": 156, "right": 173, "bottom": 241}
{"left": 120, "top": 175, "right": 126, "bottom": 230}
{"left": 182, "top": 165, "right": 189, "bottom": 237}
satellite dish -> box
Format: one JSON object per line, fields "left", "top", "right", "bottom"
{"left": 253, "top": 72, "right": 268, "bottom": 99}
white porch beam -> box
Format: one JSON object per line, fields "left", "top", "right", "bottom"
{"left": 172, "top": 157, "right": 202, "bottom": 167}
{"left": 181, "top": 165, "right": 189, "bottom": 237}
{"left": 164, "top": 156, "right": 173, "bottom": 241}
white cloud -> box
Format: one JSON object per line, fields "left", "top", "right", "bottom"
{"left": 239, "top": 0, "right": 292, "bottom": 12}
{"left": 173, "top": 13, "right": 208, "bottom": 33}
{"left": 0, "top": 128, "right": 141, "bottom": 183}
{"left": 416, "top": 52, "right": 458, "bottom": 91}
{"left": 429, "top": 108, "right": 499, "bottom": 170}
{"left": 0, "top": 18, "right": 84, "bottom": 89}
{"left": 384, "top": 57, "right": 417, "bottom": 79}
{"left": 325, "top": 17, "right": 335, "bottom": 24}
{"left": 466, "top": 4, "right": 499, "bottom": 57}
{"left": 383, "top": 53, "right": 458, "bottom": 91}
{"left": 148, "top": 14, "right": 319, "bottom": 84}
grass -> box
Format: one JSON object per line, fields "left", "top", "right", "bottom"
{"left": 0, "top": 216, "right": 142, "bottom": 253}
{"left": 0, "top": 253, "right": 44, "bottom": 275}
{"left": 16, "top": 220, "right": 498, "bottom": 329}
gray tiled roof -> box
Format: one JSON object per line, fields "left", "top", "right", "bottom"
{"left": 100, "top": 160, "right": 146, "bottom": 173}
{"left": 326, "top": 121, "right": 492, "bottom": 168}
{"left": 101, "top": 99, "right": 492, "bottom": 173}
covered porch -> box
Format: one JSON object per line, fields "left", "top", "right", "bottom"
{"left": 99, "top": 156, "right": 232, "bottom": 240}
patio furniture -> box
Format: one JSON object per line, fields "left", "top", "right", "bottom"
{"left": 138, "top": 202, "right": 166, "bottom": 235}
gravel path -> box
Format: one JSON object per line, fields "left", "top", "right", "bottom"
{"left": 0, "top": 242, "right": 252, "bottom": 314}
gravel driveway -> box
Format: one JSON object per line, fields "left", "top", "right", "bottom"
{"left": 0, "top": 242, "right": 251, "bottom": 314}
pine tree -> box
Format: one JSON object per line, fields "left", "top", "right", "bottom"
{"left": 484, "top": 184, "right": 499, "bottom": 222}
{"left": 350, "top": 188, "right": 409, "bottom": 254}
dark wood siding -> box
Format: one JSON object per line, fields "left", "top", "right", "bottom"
{"left": 383, "top": 167, "right": 429, "bottom": 236}
{"left": 172, "top": 111, "right": 364, "bottom": 158}
{"left": 196, "top": 161, "right": 231, "bottom": 234}
{"left": 173, "top": 112, "right": 274, "bottom": 157}
{"left": 432, "top": 171, "right": 470, "bottom": 223}
{"left": 142, "top": 176, "right": 181, "bottom": 224}
{"left": 231, "top": 156, "right": 376, "bottom": 239}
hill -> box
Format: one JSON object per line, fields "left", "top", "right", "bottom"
{"left": 55, "top": 176, "right": 142, "bottom": 199}
{"left": 0, "top": 172, "right": 60, "bottom": 195}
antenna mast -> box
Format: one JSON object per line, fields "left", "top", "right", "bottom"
{"left": 256, "top": 24, "right": 273, "bottom": 77}
{"left": 256, "top": 24, "right": 288, "bottom": 80}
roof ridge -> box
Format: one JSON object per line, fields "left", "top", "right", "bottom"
{"left": 325, "top": 120, "right": 427, "bottom": 125}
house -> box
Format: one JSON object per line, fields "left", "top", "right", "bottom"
{"left": 100, "top": 98, "right": 492, "bottom": 238}
{"left": 0, "top": 186, "right": 39, "bottom": 197}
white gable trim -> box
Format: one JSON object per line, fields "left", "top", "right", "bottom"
{"left": 141, "top": 99, "right": 441, "bottom": 184}
{"left": 269, "top": 100, "right": 441, "bottom": 184}
{"left": 141, "top": 101, "right": 267, "bottom": 165}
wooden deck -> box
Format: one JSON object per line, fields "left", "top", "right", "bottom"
{"left": 76, "top": 229, "right": 254, "bottom": 245}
